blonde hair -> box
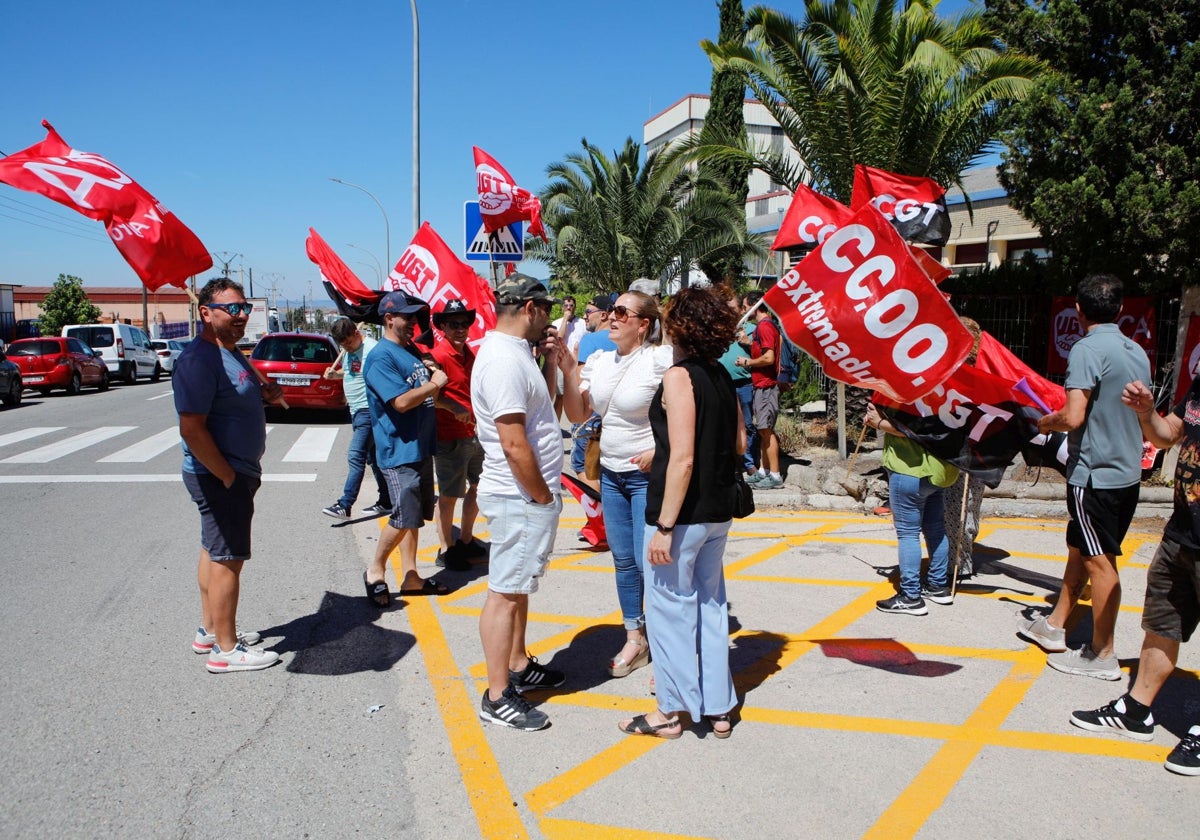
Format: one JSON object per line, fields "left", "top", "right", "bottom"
{"left": 623, "top": 290, "right": 661, "bottom": 346}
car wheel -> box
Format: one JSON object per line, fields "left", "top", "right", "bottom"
{"left": 1, "top": 380, "right": 20, "bottom": 407}
{"left": 66, "top": 372, "right": 82, "bottom": 396}
{"left": 98, "top": 369, "right": 110, "bottom": 392}
{"left": 124, "top": 363, "right": 137, "bottom": 385}
{"left": 151, "top": 362, "right": 162, "bottom": 382}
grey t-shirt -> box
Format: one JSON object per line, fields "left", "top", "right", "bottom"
{"left": 1064, "top": 322, "right": 1151, "bottom": 488}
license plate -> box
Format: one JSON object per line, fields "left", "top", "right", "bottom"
{"left": 25, "top": 375, "right": 45, "bottom": 383}
{"left": 275, "top": 375, "right": 310, "bottom": 387}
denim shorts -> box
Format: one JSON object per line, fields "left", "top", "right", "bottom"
{"left": 383, "top": 460, "right": 435, "bottom": 530}
{"left": 435, "top": 436, "right": 483, "bottom": 498}
{"left": 182, "top": 470, "right": 261, "bottom": 562}
{"left": 478, "top": 493, "right": 562, "bottom": 594}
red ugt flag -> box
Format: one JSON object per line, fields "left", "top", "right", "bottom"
{"left": 387, "top": 222, "right": 497, "bottom": 345}
{"left": 0, "top": 121, "right": 211, "bottom": 290}
{"left": 771, "top": 183, "right": 856, "bottom": 251}
{"left": 473, "top": 146, "right": 547, "bottom": 242}
{"left": 851, "top": 164, "right": 951, "bottom": 247}
{"left": 763, "top": 203, "right": 972, "bottom": 404}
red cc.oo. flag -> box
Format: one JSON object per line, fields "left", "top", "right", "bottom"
{"left": 0, "top": 121, "right": 211, "bottom": 290}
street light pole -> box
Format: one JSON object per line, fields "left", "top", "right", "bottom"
{"left": 345, "top": 243, "right": 384, "bottom": 286}
{"left": 411, "top": 0, "right": 421, "bottom": 236}
{"left": 329, "top": 177, "right": 391, "bottom": 269}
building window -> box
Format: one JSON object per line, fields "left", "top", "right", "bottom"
{"left": 754, "top": 198, "right": 769, "bottom": 216}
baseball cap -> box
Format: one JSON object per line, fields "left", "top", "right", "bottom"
{"left": 377, "top": 291, "right": 429, "bottom": 317}
{"left": 588, "top": 294, "right": 613, "bottom": 312}
{"left": 432, "top": 298, "right": 476, "bottom": 326}
{"left": 494, "top": 273, "right": 558, "bottom": 305}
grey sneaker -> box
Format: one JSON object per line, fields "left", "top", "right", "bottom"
{"left": 1047, "top": 645, "right": 1122, "bottom": 681}
{"left": 876, "top": 593, "right": 928, "bottom": 616}
{"left": 921, "top": 585, "right": 954, "bottom": 605}
{"left": 509, "top": 656, "right": 565, "bottom": 693}
{"left": 1017, "top": 615, "right": 1067, "bottom": 652}
{"left": 756, "top": 475, "right": 784, "bottom": 490}
{"left": 1070, "top": 695, "right": 1155, "bottom": 741}
{"left": 744, "top": 472, "right": 767, "bottom": 486}
{"left": 1165, "top": 726, "right": 1200, "bottom": 776}
{"left": 479, "top": 685, "right": 549, "bottom": 731}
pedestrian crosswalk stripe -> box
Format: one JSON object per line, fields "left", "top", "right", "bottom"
{"left": 283, "top": 427, "right": 339, "bottom": 462}
{"left": 0, "top": 427, "right": 64, "bottom": 449}
{"left": 98, "top": 427, "right": 181, "bottom": 463}
{"left": 0, "top": 473, "right": 316, "bottom": 484}
{"left": 1, "top": 426, "right": 135, "bottom": 464}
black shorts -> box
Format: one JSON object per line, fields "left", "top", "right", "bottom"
{"left": 1141, "top": 536, "right": 1200, "bottom": 643}
{"left": 183, "top": 470, "right": 261, "bottom": 562}
{"left": 1065, "top": 481, "right": 1139, "bottom": 557}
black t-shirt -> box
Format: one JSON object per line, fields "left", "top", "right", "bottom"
{"left": 645, "top": 358, "right": 739, "bottom": 526}
{"left": 1165, "top": 376, "right": 1200, "bottom": 549}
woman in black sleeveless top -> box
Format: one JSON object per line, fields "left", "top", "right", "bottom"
{"left": 618, "top": 287, "right": 745, "bottom": 741}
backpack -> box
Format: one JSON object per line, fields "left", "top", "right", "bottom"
{"left": 776, "top": 332, "right": 800, "bottom": 392}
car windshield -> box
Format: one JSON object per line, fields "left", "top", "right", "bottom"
{"left": 152, "top": 341, "right": 167, "bottom": 350}
{"left": 66, "top": 327, "right": 114, "bottom": 348}
{"left": 253, "top": 337, "right": 335, "bottom": 364}
{"left": 9, "top": 340, "right": 60, "bottom": 356}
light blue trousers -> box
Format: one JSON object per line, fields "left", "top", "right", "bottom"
{"left": 643, "top": 520, "right": 736, "bottom": 721}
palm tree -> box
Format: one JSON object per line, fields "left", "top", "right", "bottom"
{"left": 526, "top": 137, "right": 763, "bottom": 294}
{"left": 701, "top": 0, "right": 1044, "bottom": 201}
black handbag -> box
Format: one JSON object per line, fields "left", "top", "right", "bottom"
{"left": 733, "top": 472, "right": 756, "bottom": 519}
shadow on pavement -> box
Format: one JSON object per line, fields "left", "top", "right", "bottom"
{"left": 814, "top": 638, "right": 963, "bottom": 677}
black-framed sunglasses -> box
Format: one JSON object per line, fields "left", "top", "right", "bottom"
{"left": 443, "top": 319, "right": 472, "bottom": 330}
{"left": 204, "top": 302, "right": 254, "bottom": 317}
{"left": 584, "top": 307, "right": 601, "bottom": 317}
{"left": 611, "top": 304, "right": 644, "bottom": 321}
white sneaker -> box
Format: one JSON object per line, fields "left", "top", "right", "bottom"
{"left": 1017, "top": 616, "right": 1067, "bottom": 652}
{"left": 206, "top": 642, "right": 280, "bottom": 674}
{"left": 193, "top": 626, "right": 262, "bottom": 654}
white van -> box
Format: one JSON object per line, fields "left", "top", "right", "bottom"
{"left": 61, "top": 323, "right": 162, "bottom": 384}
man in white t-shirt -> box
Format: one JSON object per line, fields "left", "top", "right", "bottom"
{"left": 471, "top": 273, "right": 566, "bottom": 731}
{"left": 552, "top": 295, "right": 585, "bottom": 357}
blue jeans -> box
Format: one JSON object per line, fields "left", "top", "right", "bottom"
{"left": 735, "top": 382, "right": 758, "bottom": 472}
{"left": 601, "top": 467, "right": 650, "bottom": 630}
{"left": 889, "top": 471, "right": 950, "bottom": 599}
{"left": 571, "top": 413, "right": 601, "bottom": 475}
{"left": 338, "top": 409, "right": 389, "bottom": 510}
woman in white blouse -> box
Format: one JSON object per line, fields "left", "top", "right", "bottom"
{"left": 561, "top": 290, "right": 672, "bottom": 677}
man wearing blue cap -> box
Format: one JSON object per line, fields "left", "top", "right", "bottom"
{"left": 361, "top": 291, "right": 449, "bottom": 605}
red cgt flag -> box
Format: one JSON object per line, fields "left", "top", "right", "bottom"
{"left": 850, "top": 164, "right": 951, "bottom": 247}
{"left": 473, "top": 146, "right": 547, "bottom": 241}
{"left": 386, "top": 222, "right": 497, "bottom": 345}
{"left": 0, "top": 121, "right": 211, "bottom": 290}
{"left": 763, "top": 203, "right": 972, "bottom": 404}
{"left": 771, "top": 183, "right": 856, "bottom": 252}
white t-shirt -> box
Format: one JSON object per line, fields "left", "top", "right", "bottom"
{"left": 580, "top": 343, "right": 673, "bottom": 473}
{"left": 554, "top": 315, "right": 585, "bottom": 356}
{"left": 471, "top": 331, "right": 564, "bottom": 499}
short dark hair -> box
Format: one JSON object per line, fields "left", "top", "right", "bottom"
{"left": 198, "top": 277, "right": 244, "bottom": 306}
{"left": 330, "top": 318, "right": 358, "bottom": 343}
{"left": 1076, "top": 274, "right": 1123, "bottom": 323}
{"left": 665, "top": 287, "right": 737, "bottom": 362}
{"left": 743, "top": 290, "right": 764, "bottom": 307}
{"left": 562, "top": 295, "right": 576, "bottom": 305}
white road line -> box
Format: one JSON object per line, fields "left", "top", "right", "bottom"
{"left": 1, "top": 427, "right": 135, "bottom": 464}
{"left": 0, "top": 427, "right": 65, "bottom": 449}
{"left": 0, "top": 474, "right": 316, "bottom": 483}
{"left": 98, "top": 428, "right": 181, "bottom": 463}
{"left": 283, "top": 427, "right": 339, "bottom": 462}
{"left": 146, "top": 391, "right": 174, "bottom": 401}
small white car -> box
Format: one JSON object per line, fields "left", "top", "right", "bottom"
{"left": 62, "top": 323, "right": 161, "bottom": 384}
{"left": 150, "top": 339, "right": 186, "bottom": 374}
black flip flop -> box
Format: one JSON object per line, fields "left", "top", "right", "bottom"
{"left": 398, "top": 577, "right": 449, "bottom": 596}
{"left": 363, "top": 572, "right": 390, "bottom": 607}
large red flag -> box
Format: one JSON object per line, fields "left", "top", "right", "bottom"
{"left": 473, "top": 146, "right": 547, "bottom": 241}
{"left": 763, "top": 204, "right": 972, "bottom": 403}
{"left": 305, "top": 228, "right": 375, "bottom": 305}
{"left": 975, "top": 331, "right": 1065, "bottom": 413}
{"left": 0, "top": 121, "right": 211, "bottom": 290}
{"left": 850, "top": 164, "right": 951, "bottom": 247}
{"left": 771, "top": 183, "right": 856, "bottom": 251}
{"left": 386, "top": 222, "right": 497, "bottom": 345}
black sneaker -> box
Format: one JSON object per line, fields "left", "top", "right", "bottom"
{"left": 1166, "top": 725, "right": 1200, "bottom": 775}
{"left": 509, "top": 656, "right": 565, "bottom": 693}
{"left": 322, "top": 502, "right": 350, "bottom": 520}
{"left": 435, "top": 544, "right": 471, "bottom": 571}
{"left": 362, "top": 502, "right": 391, "bottom": 516}
{"left": 876, "top": 594, "right": 928, "bottom": 616}
{"left": 1070, "top": 696, "right": 1155, "bottom": 742}
{"left": 479, "top": 685, "right": 549, "bottom": 731}
{"left": 921, "top": 584, "right": 954, "bottom": 605}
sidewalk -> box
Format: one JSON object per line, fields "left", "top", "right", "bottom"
{"left": 363, "top": 498, "right": 1199, "bottom": 840}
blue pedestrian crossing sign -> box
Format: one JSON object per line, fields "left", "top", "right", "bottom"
{"left": 464, "top": 201, "right": 524, "bottom": 262}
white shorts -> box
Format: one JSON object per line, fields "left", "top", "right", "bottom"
{"left": 478, "top": 493, "right": 562, "bottom": 594}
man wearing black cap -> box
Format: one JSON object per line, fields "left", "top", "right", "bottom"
{"left": 431, "top": 299, "right": 487, "bottom": 570}
{"left": 361, "top": 291, "right": 449, "bottom": 605}
{"left": 471, "top": 273, "right": 566, "bottom": 731}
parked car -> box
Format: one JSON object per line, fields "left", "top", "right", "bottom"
{"left": 150, "top": 339, "right": 187, "bottom": 374}
{"left": 5, "top": 336, "right": 109, "bottom": 395}
{"left": 0, "top": 344, "right": 22, "bottom": 407}
{"left": 61, "top": 323, "right": 160, "bottom": 384}
{"left": 250, "top": 333, "right": 346, "bottom": 412}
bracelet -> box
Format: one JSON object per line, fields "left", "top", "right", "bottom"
{"left": 655, "top": 521, "right": 674, "bottom": 534}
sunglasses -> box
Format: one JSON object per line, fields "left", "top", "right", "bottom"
{"left": 611, "top": 305, "right": 645, "bottom": 322}
{"left": 205, "top": 302, "right": 254, "bottom": 316}
{"left": 443, "top": 320, "right": 472, "bottom": 330}
{"left": 584, "top": 307, "right": 602, "bottom": 317}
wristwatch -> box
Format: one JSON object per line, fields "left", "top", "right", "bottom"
{"left": 655, "top": 521, "right": 674, "bottom": 534}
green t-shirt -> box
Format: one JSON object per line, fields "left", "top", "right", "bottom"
{"left": 881, "top": 434, "right": 959, "bottom": 487}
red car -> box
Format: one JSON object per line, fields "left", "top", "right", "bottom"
{"left": 6, "top": 336, "right": 110, "bottom": 395}
{"left": 249, "top": 333, "right": 346, "bottom": 411}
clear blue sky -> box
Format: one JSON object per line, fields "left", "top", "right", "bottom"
{"left": 0, "top": 0, "right": 979, "bottom": 303}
